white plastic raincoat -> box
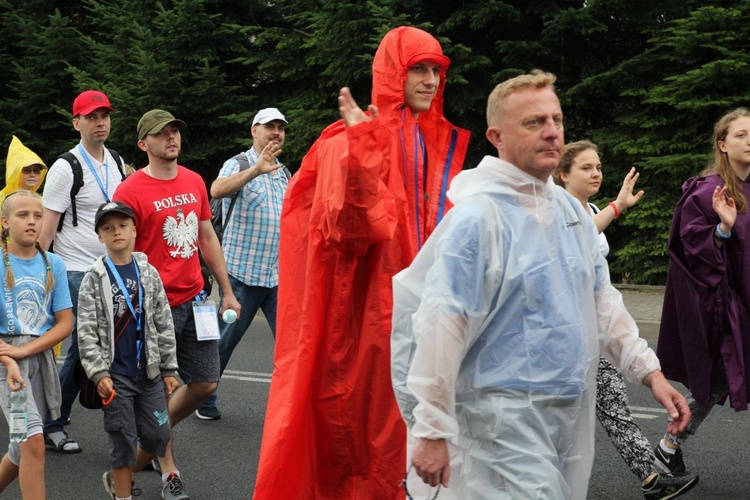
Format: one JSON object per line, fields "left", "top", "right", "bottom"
{"left": 392, "top": 155, "right": 660, "bottom": 499}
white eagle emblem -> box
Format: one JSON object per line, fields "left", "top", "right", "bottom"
{"left": 163, "top": 209, "right": 199, "bottom": 258}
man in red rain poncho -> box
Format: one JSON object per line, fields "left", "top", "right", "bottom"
{"left": 253, "top": 26, "right": 470, "bottom": 499}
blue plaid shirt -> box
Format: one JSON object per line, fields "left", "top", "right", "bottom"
{"left": 218, "top": 148, "right": 288, "bottom": 288}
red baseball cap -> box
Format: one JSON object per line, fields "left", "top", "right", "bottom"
{"left": 72, "top": 90, "right": 114, "bottom": 117}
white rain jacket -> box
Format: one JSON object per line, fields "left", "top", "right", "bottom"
{"left": 391, "top": 155, "right": 660, "bottom": 499}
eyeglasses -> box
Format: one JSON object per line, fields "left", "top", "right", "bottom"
{"left": 22, "top": 166, "right": 42, "bottom": 175}
{"left": 402, "top": 465, "right": 441, "bottom": 500}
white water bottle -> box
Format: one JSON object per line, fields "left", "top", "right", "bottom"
{"left": 222, "top": 309, "right": 238, "bottom": 324}
{"left": 9, "top": 388, "right": 28, "bottom": 443}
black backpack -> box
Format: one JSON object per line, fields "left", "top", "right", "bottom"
{"left": 210, "top": 153, "right": 251, "bottom": 242}
{"left": 56, "top": 148, "right": 126, "bottom": 231}
{"left": 74, "top": 359, "right": 103, "bottom": 410}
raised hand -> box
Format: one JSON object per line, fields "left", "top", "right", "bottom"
{"left": 712, "top": 185, "right": 737, "bottom": 232}
{"left": 614, "top": 167, "right": 645, "bottom": 212}
{"left": 338, "top": 87, "right": 378, "bottom": 127}
{"left": 255, "top": 141, "right": 284, "bottom": 175}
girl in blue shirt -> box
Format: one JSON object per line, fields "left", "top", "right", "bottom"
{"left": 0, "top": 190, "right": 73, "bottom": 499}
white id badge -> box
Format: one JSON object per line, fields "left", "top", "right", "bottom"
{"left": 192, "top": 300, "right": 220, "bottom": 341}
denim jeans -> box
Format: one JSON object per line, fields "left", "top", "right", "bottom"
{"left": 201, "top": 275, "right": 277, "bottom": 409}
{"left": 44, "top": 270, "right": 84, "bottom": 435}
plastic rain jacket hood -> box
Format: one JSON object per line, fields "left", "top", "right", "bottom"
{"left": 1, "top": 136, "right": 47, "bottom": 204}
{"left": 391, "top": 156, "right": 660, "bottom": 498}
{"left": 253, "top": 27, "right": 469, "bottom": 500}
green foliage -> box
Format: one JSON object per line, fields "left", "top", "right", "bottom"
{"left": 0, "top": 2, "right": 88, "bottom": 162}
{"left": 65, "top": 0, "right": 255, "bottom": 181}
{"left": 234, "top": 0, "right": 416, "bottom": 167}
{"left": 584, "top": 1, "right": 750, "bottom": 282}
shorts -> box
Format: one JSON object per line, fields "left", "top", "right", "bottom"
{"left": 0, "top": 336, "right": 56, "bottom": 466}
{"left": 170, "top": 301, "right": 220, "bottom": 384}
{"left": 105, "top": 372, "right": 171, "bottom": 469}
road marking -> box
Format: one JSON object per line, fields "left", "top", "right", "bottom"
{"left": 630, "top": 406, "right": 667, "bottom": 419}
{"left": 56, "top": 358, "right": 675, "bottom": 410}
{"left": 57, "top": 360, "right": 274, "bottom": 384}
{"left": 630, "top": 406, "right": 667, "bottom": 414}
{"left": 223, "top": 369, "right": 272, "bottom": 384}
{"left": 224, "top": 375, "right": 272, "bottom": 383}
{"left": 224, "top": 370, "right": 271, "bottom": 377}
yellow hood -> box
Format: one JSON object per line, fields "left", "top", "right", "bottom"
{"left": 1, "top": 136, "right": 47, "bottom": 201}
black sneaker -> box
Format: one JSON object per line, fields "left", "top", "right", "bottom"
{"left": 194, "top": 406, "right": 221, "bottom": 420}
{"left": 653, "top": 444, "right": 688, "bottom": 477}
{"left": 642, "top": 473, "right": 699, "bottom": 500}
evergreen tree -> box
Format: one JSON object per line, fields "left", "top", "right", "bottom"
{"left": 234, "top": 0, "right": 415, "bottom": 168}
{"left": 570, "top": 1, "right": 749, "bottom": 283}
{"left": 64, "top": 0, "right": 259, "bottom": 182}
{"left": 0, "top": 1, "right": 89, "bottom": 167}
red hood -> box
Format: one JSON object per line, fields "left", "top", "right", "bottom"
{"left": 371, "top": 26, "right": 450, "bottom": 126}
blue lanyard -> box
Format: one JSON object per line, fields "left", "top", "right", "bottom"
{"left": 413, "top": 124, "right": 426, "bottom": 249}
{"left": 105, "top": 256, "right": 143, "bottom": 367}
{"left": 104, "top": 256, "right": 143, "bottom": 332}
{"left": 398, "top": 107, "right": 428, "bottom": 249}
{"left": 77, "top": 144, "right": 111, "bottom": 202}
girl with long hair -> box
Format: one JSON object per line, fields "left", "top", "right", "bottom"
{"left": 0, "top": 190, "right": 73, "bottom": 499}
{"left": 554, "top": 141, "right": 698, "bottom": 499}
{"left": 656, "top": 107, "right": 750, "bottom": 479}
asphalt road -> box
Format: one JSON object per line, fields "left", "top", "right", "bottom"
{"left": 0, "top": 287, "right": 745, "bottom": 499}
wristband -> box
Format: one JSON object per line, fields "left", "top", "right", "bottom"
{"left": 715, "top": 223, "right": 731, "bottom": 240}
{"left": 608, "top": 202, "right": 620, "bottom": 220}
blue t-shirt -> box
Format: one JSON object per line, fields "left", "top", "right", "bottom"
{"left": 0, "top": 251, "right": 72, "bottom": 335}
{"left": 106, "top": 260, "right": 147, "bottom": 377}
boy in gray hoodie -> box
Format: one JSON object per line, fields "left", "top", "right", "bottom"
{"left": 77, "top": 201, "right": 186, "bottom": 500}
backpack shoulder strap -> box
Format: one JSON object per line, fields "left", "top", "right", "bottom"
{"left": 56, "top": 152, "right": 83, "bottom": 231}
{"left": 222, "top": 153, "right": 253, "bottom": 232}
{"left": 106, "top": 148, "right": 127, "bottom": 181}
{"left": 234, "top": 152, "right": 251, "bottom": 172}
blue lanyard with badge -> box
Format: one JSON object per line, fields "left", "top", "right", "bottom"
{"left": 104, "top": 256, "right": 145, "bottom": 368}
{"left": 78, "top": 144, "right": 111, "bottom": 201}
{"left": 193, "top": 291, "right": 220, "bottom": 341}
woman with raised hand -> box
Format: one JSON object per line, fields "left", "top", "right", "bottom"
{"left": 656, "top": 107, "right": 750, "bottom": 482}
{"left": 554, "top": 140, "right": 699, "bottom": 500}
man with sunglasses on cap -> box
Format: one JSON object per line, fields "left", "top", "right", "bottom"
{"left": 196, "top": 107, "right": 289, "bottom": 421}
{"left": 39, "top": 90, "right": 127, "bottom": 454}
{"left": 114, "top": 109, "right": 240, "bottom": 500}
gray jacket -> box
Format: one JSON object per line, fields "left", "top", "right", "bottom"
{"left": 77, "top": 252, "right": 178, "bottom": 385}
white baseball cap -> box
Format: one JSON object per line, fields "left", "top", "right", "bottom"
{"left": 252, "top": 108, "right": 287, "bottom": 125}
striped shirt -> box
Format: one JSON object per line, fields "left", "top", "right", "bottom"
{"left": 217, "top": 148, "right": 288, "bottom": 288}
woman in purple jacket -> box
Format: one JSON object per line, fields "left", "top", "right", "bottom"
{"left": 656, "top": 107, "right": 750, "bottom": 477}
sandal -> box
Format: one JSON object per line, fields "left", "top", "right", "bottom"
{"left": 44, "top": 435, "right": 82, "bottom": 454}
